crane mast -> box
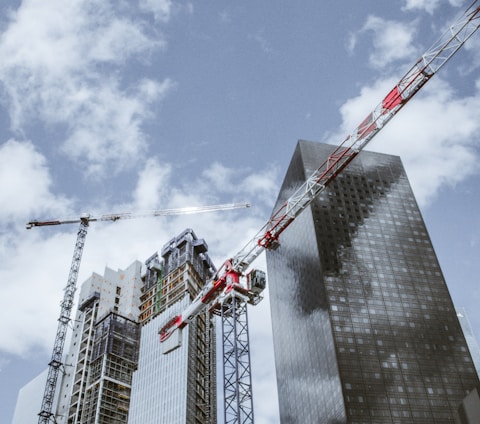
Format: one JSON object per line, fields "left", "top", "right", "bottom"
{"left": 31, "top": 202, "right": 250, "bottom": 423}
{"left": 159, "top": 0, "right": 480, "bottom": 343}
{"left": 38, "top": 219, "right": 88, "bottom": 423}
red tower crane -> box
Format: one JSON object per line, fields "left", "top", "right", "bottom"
{"left": 158, "top": 3, "right": 480, "bottom": 423}
{"left": 28, "top": 202, "right": 250, "bottom": 424}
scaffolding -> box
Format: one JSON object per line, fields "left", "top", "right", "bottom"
{"left": 65, "top": 292, "right": 100, "bottom": 423}
{"left": 139, "top": 253, "right": 163, "bottom": 324}
{"left": 81, "top": 313, "right": 140, "bottom": 423}
{"left": 161, "top": 228, "right": 215, "bottom": 282}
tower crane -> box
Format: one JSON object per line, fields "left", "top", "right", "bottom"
{"left": 158, "top": 3, "right": 480, "bottom": 423}
{"left": 28, "top": 202, "right": 250, "bottom": 424}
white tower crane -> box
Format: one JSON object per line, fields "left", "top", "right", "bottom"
{"left": 158, "top": 3, "right": 480, "bottom": 424}
{"left": 28, "top": 202, "right": 250, "bottom": 424}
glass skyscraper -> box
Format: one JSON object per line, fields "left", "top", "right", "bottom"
{"left": 266, "top": 140, "right": 480, "bottom": 423}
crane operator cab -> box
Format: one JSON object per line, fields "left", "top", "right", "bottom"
{"left": 247, "top": 269, "right": 266, "bottom": 299}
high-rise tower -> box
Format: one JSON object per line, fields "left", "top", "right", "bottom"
{"left": 55, "top": 261, "right": 143, "bottom": 423}
{"left": 266, "top": 140, "right": 480, "bottom": 423}
{"left": 128, "top": 228, "right": 217, "bottom": 424}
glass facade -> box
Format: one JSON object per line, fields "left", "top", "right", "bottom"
{"left": 129, "top": 229, "right": 216, "bottom": 424}
{"left": 128, "top": 296, "right": 191, "bottom": 424}
{"left": 266, "top": 140, "right": 480, "bottom": 423}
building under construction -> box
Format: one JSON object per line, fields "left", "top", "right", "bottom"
{"left": 81, "top": 313, "right": 140, "bottom": 422}
{"left": 54, "top": 261, "right": 143, "bottom": 423}
{"left": 129, "top": 228, "right": 217, "bottom": 424}
{"left": 51, "top": 228, "right": 216, "bottom": 423}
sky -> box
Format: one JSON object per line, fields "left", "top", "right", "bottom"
{"left": 0, "top": 0, "right": 479, "bottom": 423}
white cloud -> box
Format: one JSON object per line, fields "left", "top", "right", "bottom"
{"left": 0, "top": 139, "right": 71, "bottom": 224}
{"left": 0, "top": 0, "right": 173, "bottom": 177}
{"left": 58, "top": 77, "right": 175, "bottom": 177}
{"left": 201, "top": 162, "right": 279, "bottom": 208}
{"left": 0, "top": 230, "right": 77, "bottom": 356}
{"left": 346, "top": 32, "right": 357, "bottom": 56}
{"left": 402, "top": 0, "right": 464, "bottom": 14}
{"left": 139, "top": 0, "right": 173, "bottom": 22}
{"left": 240, "top": 166, "right": 279, "bottom": 202}
{"left": 402, "top": 0, "right": 440, "bottom": 14}
{"left": 202, "top": 162, "right": 236, "bottom": 191}
{"left": 249, "top": 29, "right": 275, "bottom": 54}
{"left": 133, "top": 157, "right": 172, "bottom": 209}
{"left": 361, "top": 16, "right": 418, "bottom": 69}
{"left": 0, "top": 139, "right": 75, "bottom": 356}
{"left": 328, "top": 76, "right": 480, "bottom": 207}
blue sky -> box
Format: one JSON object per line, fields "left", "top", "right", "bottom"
{"left": 1, "top": 1, "right": 479, "bottom": 423}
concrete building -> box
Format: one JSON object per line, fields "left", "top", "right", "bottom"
{"left": 128, "top": 228, "right": 217, "bottom": 424}
{"left": 55, "top": 261, "right": 143, "bottom": 423}
{"left": 266, "top": 140, "right": 480, "bottom": 423}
